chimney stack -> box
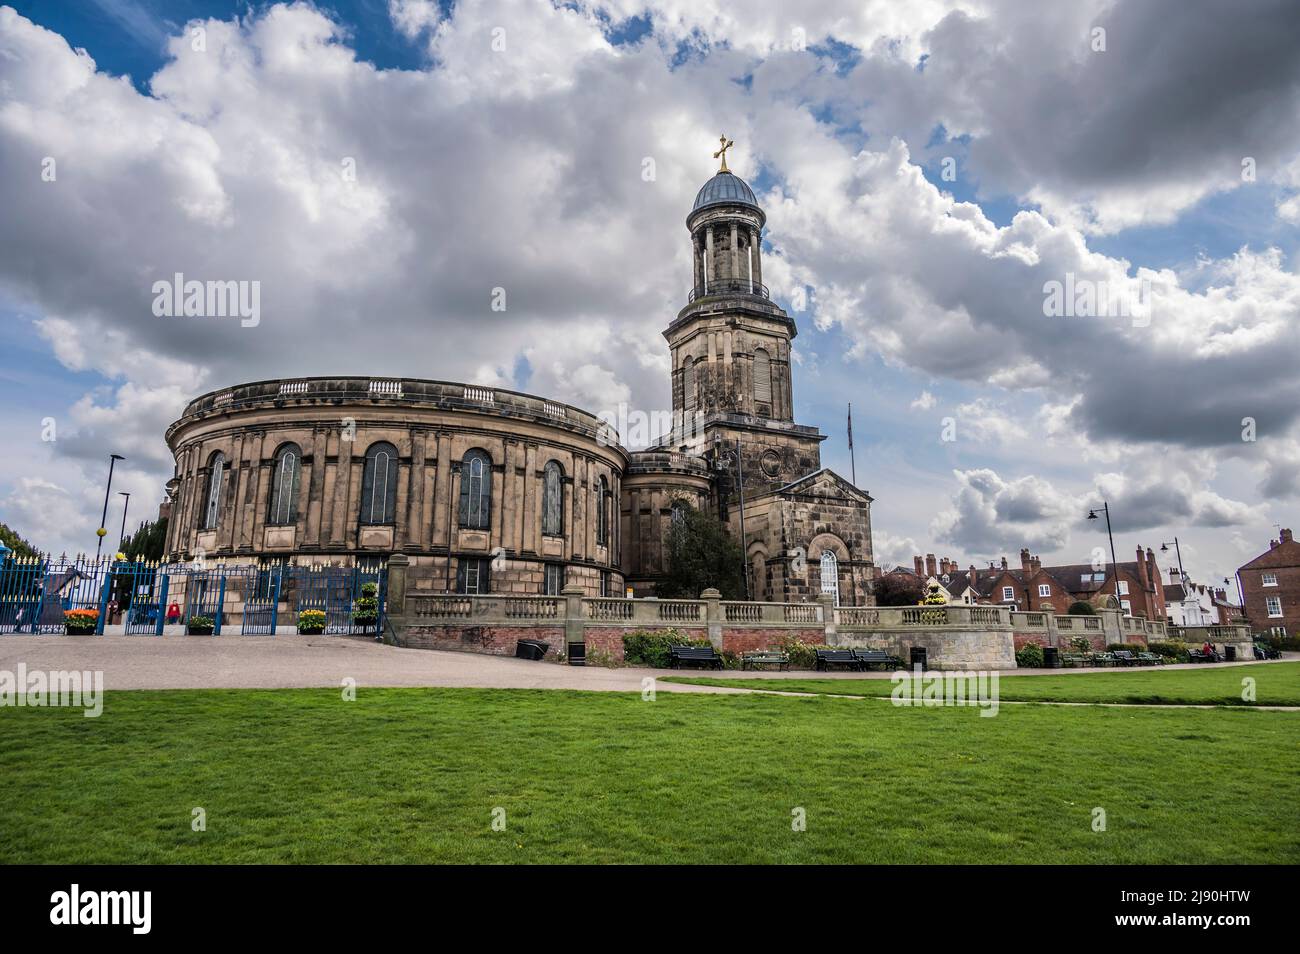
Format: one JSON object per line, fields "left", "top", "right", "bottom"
{"left": 913, "top": 555, "right": 924, "bottom": 575}
{"left": 1136, "top": 546, "right": 1149, "bottom": 590}
{"left": 1282, "top": 528, "right": 1294, "bottom": 544}
{"left": 926, "top": 554, "right": 937, "bottom": 577}
{"left": 1020, "top": 547, "right": 1032, "bottom": 573}
{"left": 1000, "top": 556, "right": 1008, "bottom": 570}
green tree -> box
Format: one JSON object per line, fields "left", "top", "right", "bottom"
{"left": 0, "top": 521, "right": 38, "bottom": 558}
{"left": 120, "top": 517, "right": 169, "bottom": 562}
{"left": 874, "top": 572, "right": 923, "bottom": 606}
{"left": 658, "top": 505, "right": 745, "bottom": 599}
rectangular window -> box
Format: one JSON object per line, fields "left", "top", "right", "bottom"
{"left": 1262, "top": 572, "right": 1278, "bottom": 586}
{"left": 457, "top": 558, "right": 490, "bottom": 595}
{"left": 1001, "top": 586, "right": 1014, "bottom": 601}
{"left": 1266, "top": 596, "right": 1283, "bottom": 617}
{"left": 544, "top": 563, "right": 564, "bottom": 596}
{"left": 1037, "top": 584, "right": 1051, "bottom": 597}
{"left": 1121, "top": 600, "right": 1132, "bottom": 615}
{"left": 1118, "top": 581, "right": 1129, "bottom": 596}
{"left": 600, "top": 571, "right": 610, "bottom": 597}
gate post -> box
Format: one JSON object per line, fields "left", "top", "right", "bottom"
{"left": 214, "top": 573, "right": 226, "bottom": 636}
{"left": 95, "top": 562, "right": 113, "bottom": 635}
{"left": 270, "top": 568, "right": 282, "bottom": 636}
{"left": 562, "top": 583, "right": 585, "bottom": 663}
{"left": 155, "top": 574, "right": 169, "bottom": 636}
{"left": 818, "top": 592, "right": 836, "bottom": 644}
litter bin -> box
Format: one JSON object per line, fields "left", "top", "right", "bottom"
{"left": 567, "top": 641, "right": 586, "bottom": 666}
{"left": 515, "top": 639, "right": 549, "bottom": 661}
{"left": 1224, "top": 645, "right": 1236, "bottom": 662}
{"left": 1042, "top": 646, "right": 1059, "bottom": 668}
{"left": 909, "top": 646, "right": 928, "bottom": 671}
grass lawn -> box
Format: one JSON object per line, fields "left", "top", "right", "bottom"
{"left": 664, "top": 661, "right": 1300, "bottom": 707}
{"left": 1, "top": 687, "right": 1296, "bottom": 864}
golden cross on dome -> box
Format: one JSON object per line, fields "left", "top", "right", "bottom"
{"left": 713, "top": 134, "right": 735, "bottom": 173}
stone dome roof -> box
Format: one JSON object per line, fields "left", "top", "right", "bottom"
{"left": 691, "top": 171, "right": 760, "bottom": 214}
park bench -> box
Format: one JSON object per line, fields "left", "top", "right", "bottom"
{"left": 1137, "top": 652, "right": 1163, "bottom": 665}
{"left": 815, "top": 649, "right": 864, "bottom": 672}
{"left": 668, "top": 645, "right": 724, "bottom": 670}
{"left": 1111, "top": 650, "right": 1139, "bottom": 666}
{"left": 1187, "top": 648, "right": 1220, "bottom": 663}
{"left": 1092, "top": 652, "right": 1118, "bottom": 668}
{"left": 1059, "top": 653, "right": 1087, "bottom": 668}
{"left": 741, "top": 650, "right": 790, "bottom": 671}
{"left": 853, "top": 649, "right": 903, "bottom": 671}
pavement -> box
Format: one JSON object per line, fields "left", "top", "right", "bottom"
{"left": 0, "top": 634, "right": 1287, "bottom": 694}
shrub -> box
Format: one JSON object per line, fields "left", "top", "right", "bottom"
{"left": 1068, "top": 635, "right": 1094, "bottom": 653}
{"left": 298, "top": 609, "right": 327, "bottom": 633}
{"left": 1067, "top": 601, "right": 1096, "bottom": 615}
{"left": 1147, "top": 640, "right": 1189, "bottom": 662}
{"left": 352, "top": 583, "right": 379, "bottom": 626}
{"left": 187, "top": 615, "right": 214, "bottom": 634}
{"left": 1015, "top": 642, "right": 1044, "bottom": 668}
{"left": 779, "top": 636, "right": 833, "bottom": 670}
{"left": 622, "top": 628, "right": 710, "bottom": 668}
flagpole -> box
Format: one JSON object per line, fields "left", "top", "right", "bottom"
{"left": 848, "top": 403, "right": 857, "bottom": 487}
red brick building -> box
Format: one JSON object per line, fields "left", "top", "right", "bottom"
{"left": 1237, "top": 528, "right": 1299, "bottom": 637}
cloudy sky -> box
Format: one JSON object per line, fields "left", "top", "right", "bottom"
{"left": 1, "top": 0, "right": 1297, "bottom": 592}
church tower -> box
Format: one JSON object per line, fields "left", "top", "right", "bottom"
{"left": 661, "top": 137, "right": 825, "bottom": 499}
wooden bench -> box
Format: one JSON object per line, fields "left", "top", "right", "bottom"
{"left": 1092, "top": 652, "right": 1118, "bottom": 667}
{"left": 1111, "top": 650, "right": 1140, "bottom": 667}
{"left": 1137, "top": 652, "right": 1163, "bottom": 665}
{"left": 1187, "top": 648, "right": 1220, "bottom": 663}
{"left": 853, "top": 649, "right": 903, "bottom": 671}
{"left": 668, "top": 645, "right": 724, "bottom": 670}
{"left": 1059, "top": 653, "right": 1087, "bottom": 668}
{"left": 815, "top": 649, "right": 864, "bottom": 672}
{"left": 741, "top": 650, "right": 790, "bottom": 671}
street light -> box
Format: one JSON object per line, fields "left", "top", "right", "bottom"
{"left": 96, "top": 454, "right": 125, "bottom": 561}
{"left": 117, "top": 491, "right": 131, "bottom": 553}
{"left": 1087, "top": 502, "right": 1122, "bottom": 610}
{"left": 1159, "top": 538, "right": 1186, "bottom": 585}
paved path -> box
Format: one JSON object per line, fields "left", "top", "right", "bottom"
{"left": 0, "top": 634, "right": 1288, "bottom": 694}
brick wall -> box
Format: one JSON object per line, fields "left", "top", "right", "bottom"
{"left": 720, "top": 626, "right": 822, "bottom": 655}
{"left": 402, "top": 624, "right": 565, "bottom": 656}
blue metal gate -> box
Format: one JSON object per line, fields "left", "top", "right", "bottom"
{"left": 240, "top": 565, "right": 282, "bottom": 635}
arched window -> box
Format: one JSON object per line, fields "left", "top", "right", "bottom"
{"left": 459, "top": 449, "right": 492, "bottom": 530}
{"left": 542, "top": 460, "right": 564, "bottom": 536}
{"left": 753, "top": 348, "right": 772, "bottom": 405}
{"left": 595, "top": 475, "right": 610, "bottom": 546}
{"left": 682, "top": 357, "right": 696, "bottom": 414}
{"left": 267, "top": 443, "right": 301, "bottom": 525}
{"left": 360, "top": 442, "right": 398, "bottom": 525}
{"left": 670, "top": 499, "right": 689, "bottom": 527}
{"left": 820, "top": 550, "right": 840, "bottom": 606}
{"left": 202, "top": 452, "right": 225, "bottom": 530}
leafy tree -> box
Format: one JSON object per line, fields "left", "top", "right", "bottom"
{"left": 1067, "top": 600, "right": 1096, "bottom": 615}
{"left": 120, "top": 517, "right": 169, "bottom": 562}
{"left": 0, "top": 521, "right": 38, "bottom": 559}
{"left": 658, "top": 505, "right": 745, "bottom": 599}
{"left": 874, "top": 572, "right": 923, "bottom": 606}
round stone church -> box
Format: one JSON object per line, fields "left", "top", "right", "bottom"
{"left": 164, "top": 149, "right": 877, "bottom": 604}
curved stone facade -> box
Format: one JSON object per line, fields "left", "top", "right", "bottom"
{"left": 164, "top": 377, "right": 629, "bottom": 596}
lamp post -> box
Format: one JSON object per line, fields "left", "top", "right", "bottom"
{"left": 1087, "top": 502, "right": 1121, "bottom": 610}
{"left": 95, "top": 454, "right": 125, "bottom": 561}
{"left": 1159, "top": 538, "right": 1186, "bottom": 585}
{"left": 117, "top": 492, "right": 131, "bottom": 553}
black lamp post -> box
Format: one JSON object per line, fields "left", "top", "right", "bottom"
{"left": 117, "top": 491, "right": 131, "bottom": 553}
{"left": 96, "top": 454, "right": 125, "bottom": 561}
{"left": 1087, "top": 502, "right": 1121, "bottom": 610}
{"left": 1160, "top": 538, "right": 1186, "bottom": 585}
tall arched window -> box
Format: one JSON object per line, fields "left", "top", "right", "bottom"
{"left": 267, "top": 443, "right": 301, "bottom": 525}
{"left": 459, "top": 449, "right": 492, "bottom": 530}
{"left": 595, "top": 475, "right": 610, "bottom": 546}
{"left": 542, "top": 460, "right": 564, "bottom": 536}
{"left": 682, "top": 357, "right": 696, "bottom": 414}
{"left": 754, "top": 348, "right": 772, "bottom": 405}
{"left": 670, "top": 499, "right": 689, "bottom": 527}
{"left": 360, "top": 442, "right": 398, "bottom": 524}
{"left": 820, "top": 550, "right": 840, "bottom": 606}
{"left": 202, "top": 452, "right": 225, "bottom": 530}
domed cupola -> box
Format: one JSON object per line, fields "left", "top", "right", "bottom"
{"left": 686, "top": 134, "right": 767, "bottom": 302}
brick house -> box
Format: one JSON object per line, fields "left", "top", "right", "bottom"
{"left": 1237, "top": 528, "right": 1300, "bottom": 637}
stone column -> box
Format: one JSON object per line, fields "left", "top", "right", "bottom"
{"left": 730, "top": 221, "right": 739, "bottom": 280}
{"left": 384, "top": 553, "right": 408, "bottom": 645}
{"left": 750, "top": 226, "right": 762, "bottom": 288}
{"left": 330, "top": 434, "right": 352, "bottom": 547}
{"left": 704, "top": 225, "right": 714, "bottom": 287}
{"left": 562, "top": 582, "right": 586, "bottom": 661}
{"left": 702, "top": 587, "right": 723, "bottom": 649}
{"left": 692, "top": 231, "right": 703, "bottom": 291}
{"left": 819, "top": 593, "right": 837, "bottom": 643}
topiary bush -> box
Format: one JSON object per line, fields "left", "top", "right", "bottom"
{"left": 1147, "top": 640, "right": 1189, "bottom": 662}
{"left": 1067, "top": 601, "right": 1096, "bottom": 615}
{"left": 622, "top": 628, "right": 711, "bottom": 668}
{"left": 1015, "top": 642, "right": 1045, "bottom": 668}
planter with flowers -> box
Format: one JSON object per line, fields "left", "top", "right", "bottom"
{"left": 297, "top": 609, "right": 326, "bottom": 635}
{"left": 186, "top": 615, "right": 215, "bottom": 636}
{"left": 64, "top": 608, "right": 99, "bottom": 635}
{"left": 351, "top": 582, "right": 379, "bottom": 633}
